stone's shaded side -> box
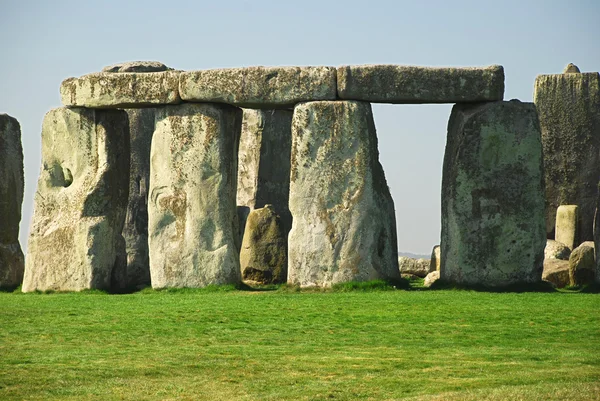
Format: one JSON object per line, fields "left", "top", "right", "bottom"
{"left": 288, "top": 101, "right": 400, "bottom": 287}
{"left": 113, "top": 109, "right": 157, "bottom": 291}
{"left": 534, "top": 71, "right": 600, "bottom": 241}
{"left": 148, "top": 103, "right": 242, "bottom": 289}
{"left": 60, "top": 71, "right": 181, "bottom": 108}
{"left": 430, "top": 245, "right": 441, "bottom": 272}
{"left": 239, "top": 205, "right": 287, "bottom": 284}
{"left": 0, "top": 114, "right": 24, "bottom": 288}
{"left": 441, "top": 101, "right": 546, "bottom": 287}
{"left": 337, "top": 65, "right": 504, "bottom": 104}
{"left": 23, "top": 108, "right": 130, "bottom": 292}
{"left": 568, "top": 241, "right": 595, "bottom": 286}
{"left": 555, "top": 205, "right": 578, "bottom": 250}
{"left": 180, "top": 66, "right": 337, "bottom": 108}
{"left": 398, "top": 257, "right": 432, "bottom": 278}
{"left": 102, "top": 61, "right": 170, "bottom": 73}
{"left": 237, "top": 109, "right": 293, "bottom": 240}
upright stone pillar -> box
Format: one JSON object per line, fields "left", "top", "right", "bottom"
{"left": 0, "top": 114, "right": 24, "bottom": 289}
{"left": 23, "top": 108, "right": 130, "bottom": 292}
{"left": 441, "top": 100, "right": 546, "bottom": 287}
{"left": 237, "top": 109, "right": 293, "bottom": 240}
{"left": 555, "top": 205, "right": 578, "bottom": 250}
{"left": 148, "top": 103, "right": 242, "bottom": 288}
{"left": 288, "top": 101, "right": 400, "bottom": 287}
{"left": 534, "top": 66, "right": 600, "bottom": 242}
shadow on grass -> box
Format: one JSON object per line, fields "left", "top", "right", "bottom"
{"left": 427, "top": 279, "right": 558, "bottom": 293}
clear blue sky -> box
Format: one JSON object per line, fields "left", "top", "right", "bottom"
{"left": 1, "top": 0, "right": 599, "bottom": 255}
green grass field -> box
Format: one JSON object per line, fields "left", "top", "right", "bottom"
{"left": 1, "top": 284, "right": 599, "bottom": 400}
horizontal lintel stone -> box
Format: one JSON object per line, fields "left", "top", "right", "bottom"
{"left": 60, "top": 71, "right": 181, "bottom": 108}
{"left": 179, "top": 66, "right": 337, "bottom": 108}
{"left": 337, "top": 64, "right": 505, "bottom": 104}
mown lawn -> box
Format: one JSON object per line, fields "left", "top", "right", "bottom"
{"left": 0, "top": 285, "right": 599, "bottom": 400}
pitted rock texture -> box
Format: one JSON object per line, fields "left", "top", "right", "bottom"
{"left": 102, "top": 61, "right": 170, "bottom": 73}
{"left": 542, "top": 259, "right": 570, "bottom": 288}
{"left": 555, "top": 205, "right": 578, "bottom": 250}
{"left": 398, "top": 256, "right": 433, "bottom": 278}
{"left": 180, "top": 66, "right": 337, "bottom": 108}
{"left": 23, "top": 107, "right": 130, "bottom": 292}
{"left": 148, "top": 103, "right": 242, "bottom": 289}
{"left": 114, "top": 109, "right": 156, "bottom": 291}
{"left": 0, "top": 114, "right": 24, "bottom": 289}
{"left": 337, "top": 65, "right": 504, "bottom": 104}
{"left": 288, "top": 100, "right": 400, "bottom": 287}
{"left": 441, "top": 101, "right": 546, "bottom": 287}
{"left": 569, "top": 241, "right": 595, "bottom": 286}
{"left": 61, "top": 71, "right": 181, "bottom": 108}
{"left": 544, "top": 240, "right": 571, "bottom": 261}
{"left": 237, "top": 109, "right": 293, "bottom": 240}
{"left": 534, "top": 70, "right": 600, "bottom": 241}
{"left": 240, "top": 205, "right": 287, "bottom": 284}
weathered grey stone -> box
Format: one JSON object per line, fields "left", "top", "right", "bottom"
{"left": 337, "top": 65, "right": 504, "bottom": 104}
{"left": 542, "top": 258, "right": 570, "bottom": 288}
{"left": 544, "top": 239, "right": 571, "bottom": 261}
{"left": 288, "top": 101, "right": 400, "bottom": 287}
{"left": 102, "top": 61, "right": 170, "bottom": 73}
{"left": 398, "top": 256, "right": 433, "bottom": 278}
{"left": 423, "top": 271, "right": 440, "bottom": 288}
{"left": 237, "top": 109, "right": 293, "bottom": 242}
{"left": 555, "top": 205, "right": 579, "bottom": 250}
{"left": 0, "top": 114, "right": 24, "bottom": 289}
{"left": 534, "top": 70, "right": 600, "bottom": 241}
{"left": 569, "top": 241, "right": 595, "bottom": 286}
{"left": 148, "top": 103, "right": 242, "bottom": 288}
{"left": 596, "top": 184, "right": 600, "bottom": 283}
{"left": 113, "top": 109, "right": 156, "bottom": 291}
{"left": 441, "top": 101, "right": 546, "bottom": 287}
{"left": 179, "top": 66, "right": 337, "bottom": 108}
{"left": 23, "top": 108, "right": 130, "bottom": 292}
{"left": 61, "top": 71, "right": 181, "bottom": 108}
{"left": 563, "top": 63, "right": 581, "bottom": 74}
{"left": 240, "top": 205, "right": 287, "bottom": 284}
{"left": 430, "top": 245, "right": 441, "bottom": 272}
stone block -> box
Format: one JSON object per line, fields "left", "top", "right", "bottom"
{"left": 23, "top": 108, "right": 130, "bottom": 292}
{"left": 441, "top": 100, "right": 546, "bottom": 287}
{"left": 569, "top": 241, "right": 595, "bottom": 286}
{"left": 0, "top": 114, "right": 24, "bottom": 289}
{"left": 423, "top": 271, "right": 440, "bottom": 288}
{"left": 555, "top": 205, "right": 578, "bottom": 250}
{"left": 61, "top": 71, "right": 181, "bottom": 108}
{"left": 337, "top": 65, "right": 504, "bottom": 104}
{"left": 240, "top": 205, "right": 287, "bottom": 284}
{"left": 398, "top": 256, "right": 432, "bottom": 278}
{"left": 544, "top": 239, "right": 571, "bottom": 261}
{"left": 179, "top": 66, "right": 337, "bottom": 108}
{"left": 534, "top": 67, "right": 600, "bottom": 240}
{"left": 148, "top": 103, "right": 242, "bottom": 288}
{"left": 542, "top": 258, "right": 570, "bottom": 288}
{"left": 288, "top": 100, "right": 400, "bottom": 287}
{"left": 430, "top": 245, "right": 441, "bottom": 272}
{"left": 102, "top": 61, "right": 170, "bottom": 73}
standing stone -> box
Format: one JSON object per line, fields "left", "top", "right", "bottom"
{"left": 569, "top": 241, "right": 595, "bottom": 286}
{"left": 441, "top": 101, "right": 546, "bottom": 287}
{"left": 288, "top": 101, "right": 400, "bottom": 287}
{"left": 112, "top": 108, "right": 157, "bottom": 291}
{"left": 534, "top": 67, "right": 600, "bottom": 241}
{"left": 237, "top": 109, "right": 293, "bottom": 241}
{"left": 430, "top": 245, "right": 441, "bottom": 272}
{"left": 148, "top": 103, "right": 242, "bottom": 288}
{"left": 239, "top": 205, "right": 287, "bottom": 284}
{"left": 0, "top": 114, "right": 24, "bottom": 289}
{"left": 555, "top": 205, "right": 579, "bottom": 250}
{"left": 23, "top": 108, "right": 130, "bottom": 292}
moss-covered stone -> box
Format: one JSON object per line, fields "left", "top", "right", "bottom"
{"left": 148, "top": 103, "right": 242, "bottom": 289}
{"left": 0, "top": 114, "right": 24, "bottom": 289}
{"left": 23, "top": 108, "right": 130, "bottom": 292}
{"left": 337, "top": 65, "right": 504, "bottom": 104}
{"left": 441, "top": 100, "right": 546, "bottom": 287}
{"left": 60, "top": 71, "right": 181, "bottom": 108}
{"left": 179, "top": 66, "right": 336, "bottom": 108}
{"left": 239, "top": 205, "right": 287, "bottom": 284}
{"left": 534, "top": 70, "right": 600, "bottom": 241}
{"left": 288, "top": 100, "right": 399, "bottom": 287}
